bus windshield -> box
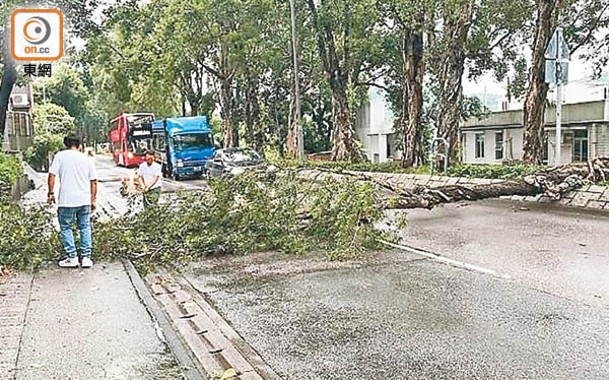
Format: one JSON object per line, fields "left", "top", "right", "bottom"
{"left": 172, "top": 133, "right": 213, "bottom": 150}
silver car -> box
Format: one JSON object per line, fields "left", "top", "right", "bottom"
{"left": 206, "top": 148, "right": 268, "bottom": 177}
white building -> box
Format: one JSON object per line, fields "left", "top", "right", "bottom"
{"left": 461, "top": 99, "right": 609, "bottom": 165}
{"left": 355, "top": 87, "right": 397, "bottom": 163}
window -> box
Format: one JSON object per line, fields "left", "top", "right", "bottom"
{"left": 172, "top": 133, "right": 213, "bottom": 150}
{"left": 542, "top": 135, "right": 549, "bottom": 164}
{"left": 475, "top": 133, "right": 485, "bottom": 159}
{"left": 495, "top": 131, "right": 504, "bottom": 160}
{"left": 573, "top": 130, "right": 588, "bottom": 162}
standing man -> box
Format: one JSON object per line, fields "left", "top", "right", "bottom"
{"left": 138, "top": 150, "right": 162, "bottom": 208}
{"left": 48, "top": 135, "right": 97, "bottom": 268}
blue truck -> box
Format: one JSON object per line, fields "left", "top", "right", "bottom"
{"left": 151, "top": 116, "right": 215, "bottom": 180}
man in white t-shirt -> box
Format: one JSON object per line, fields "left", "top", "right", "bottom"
{"left": 48, "top": 135, "right": 97, "bottom": 268}
{"left": 138, "top": 150, "right": 162, "bottom": 208}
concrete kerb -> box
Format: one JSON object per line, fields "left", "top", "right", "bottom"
{"left": 123, "top": 260, "right": 206, "bottom": 380}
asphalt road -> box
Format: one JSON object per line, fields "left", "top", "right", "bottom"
{"left": 179, "top": 201, "right": 609, "bottom": 380}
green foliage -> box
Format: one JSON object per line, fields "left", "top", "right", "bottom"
{"left": 25, "top": 103, "right": 75, "bottom": 171}
{"left": 277, "top": 159, "right": 541, "bottom": 180}
{"left": 0, "top": 152, "right": 22, "bottom": 185}
{"left": 33, "top": 65, "right": 88, "bottom": 125}
{"left": 94, "top": 171, "right": 392, "bottom": 272}
{"left": 447, "top": 164, "right": 540, "bottom": 179}
{"left": 0, "top": 201, "right": 59, "bottom": 272}
{"left": 277, "top": 159, "right": 432, "bottom": 175}
{"left": 32, "top": 103, "right": 76, "bottom": 135}
{"left": 24, "top": 133, "right": 63, "bottom": 172}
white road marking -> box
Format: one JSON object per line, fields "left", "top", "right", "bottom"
{"left": 378, "top": 239, "right": 508, "bottom": 278}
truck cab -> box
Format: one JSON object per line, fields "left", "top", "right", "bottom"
{"left": 151, "top": 116, "right": 214, "bottom": 180}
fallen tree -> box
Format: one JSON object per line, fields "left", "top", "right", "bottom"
{"left": 297, "top": 157, "right": 609, "bottom": 210}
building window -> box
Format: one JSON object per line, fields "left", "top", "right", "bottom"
{"left": 475, "top": 133, "right": 485, "bottom": 159}
{"left": 573, "top": 130, "right": 588, "bottom": 162}
{"left": 542, "top": 135, "right": 549, "bottom": 164}
{"left": 495, "top": 131, "right": 504, "bottom": 160}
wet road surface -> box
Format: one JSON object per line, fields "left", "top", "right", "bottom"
{"left": 180, "top": 201, "right": 609, "bottom": 379}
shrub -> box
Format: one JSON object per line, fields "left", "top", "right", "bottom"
{"left": 24, "top": 133, "right": 63, "bottom": 172}
{"left": 0, "top": 152, "right": 23, "bottom": 185}
{"left": 276, "top": 159, "right": 540, "bottom": 179}
{"left": 25, "top": 103, "right": 76, "bottom": 172}
{"left": 0, "top": 201, "right": 59, "bottom": 273}
{"left": 447, "top": 164, "right": 540, "bottom": 179}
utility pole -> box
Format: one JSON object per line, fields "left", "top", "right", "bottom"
{"left": 289, "top": 0, "right": 304, "bottom": 160}
{"left": 544, "top": 27, "right": 569, "bottom": 166}
{"left": 555, "top": 28, "right": 564, "bottom": 166}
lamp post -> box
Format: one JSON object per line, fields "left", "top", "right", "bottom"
{"left": 289, "top": 0, "right": 304, "bottom": 159}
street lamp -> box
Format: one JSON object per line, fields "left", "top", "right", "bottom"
{"left": 289, "top": 0, "right": 304, "bottom": 160}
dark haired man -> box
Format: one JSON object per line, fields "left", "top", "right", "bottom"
{"left": 48, "top": 135, "right": 97, "bottom": 268}
{"left": 138, "top": 150, "right": 162, "bottom": 208}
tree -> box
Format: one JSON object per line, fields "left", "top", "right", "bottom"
{"left": 305, "top": 0, "right": 383, "bottom": 162}
{"left": 522, "top": 0, "right": 563, "bottom": 165}
{"left": 522, "top": 0, "right": 609, "bottom": 164}
{"left": 0, "top": 0, "right": 19, "bottom": 141}
{"left": 432, "top": 0, "right": 476, "bottom": 166}
{"left": 380, "top": 0, "right": 435, "bottom": 168}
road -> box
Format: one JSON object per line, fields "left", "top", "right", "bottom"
{"left": 96, "top": 157, "right": 609, "bottom": 379}
{"left": 178, "top": 204, "right": 609, "bottom": 379}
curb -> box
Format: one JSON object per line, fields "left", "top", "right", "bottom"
{"left": 123, "top": 260, "right": 206, "bottom": 380}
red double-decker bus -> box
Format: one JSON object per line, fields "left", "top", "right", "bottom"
{"left": 109, "top": 113, "right": 155, "bottom": 167}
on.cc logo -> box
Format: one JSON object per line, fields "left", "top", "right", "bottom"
{"left": 11, "top": 9, "right": 63, "bottom": 61}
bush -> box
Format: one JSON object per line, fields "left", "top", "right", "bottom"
{"left": 24, "top": 133, "right": 63, "bottom": 172}
{"left": 25, "top": 103, "right": 76, "bottom": 172}
{"left": 276, "top": 159, "right": 541, "bottom": 180}
{"left": 0, "top": 201, "right": 59, "bottom": 273}
{"left": 0, "top": 152, "right": 23, "bottom": 185}
{"left": 277, "top": 159, "right": 431, "bottom": 175}
{"left": 446, "top": 164, "right": 540, "bottom": 179}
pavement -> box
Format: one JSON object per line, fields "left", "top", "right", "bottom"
{"left": 0, "top": 263, "right": 183, "bottom": 380}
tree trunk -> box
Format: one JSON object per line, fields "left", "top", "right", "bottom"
{"left": 522, "top": 0, "right": 562, "bottom": 165}
{"left": 0, "top": 63, "right": 17, "bottom": 141}
{"left": 300, "top": 157, "right": 609, "bottom": 210}
{"left": 330, "top": 83, "right": 365, "bottom": 162}
{"left": 219, "top": 77, "right": 234, "bottom": 148}
{"left": 401, "top": 29, "right": 425, "bottom": 168}
{"left": 435, "top": 1, "right": 475, "bottom": 167}
{"left": 286, "top": 83, "right": 298, "bottom": 159}
{"left": 245, "top": 74, "right": 263, "bottom": 154}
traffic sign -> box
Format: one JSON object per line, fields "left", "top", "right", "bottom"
{"left": 545, "top": 28, "right": 570, "bottom": 60}
{"left": 545, "top": 60, "right": 569, "bottom": 84}
{"left": 544, "top": 27, "right": 570, "bottom": 85}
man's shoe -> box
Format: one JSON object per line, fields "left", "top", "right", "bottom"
{"left": 81, "top": 257, "right": 93, "bottom": 268}
{"left": 58, "top": 257, "right": 79, "bottom": 268}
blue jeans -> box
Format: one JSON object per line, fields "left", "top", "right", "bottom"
{"left": 58, "top": 206, "right": 92, "bottom": 258}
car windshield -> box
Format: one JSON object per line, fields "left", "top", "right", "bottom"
{"left": 223, "top": 150, "right": 262, "bottom": 166}
{"left": 172, "top": 133, "right": 213, "bottom": 150}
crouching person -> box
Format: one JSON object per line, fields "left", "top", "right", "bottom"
{"left": 138, "top": 150, "right": 162, "bottom": 208}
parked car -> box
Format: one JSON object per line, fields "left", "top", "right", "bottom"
{"left": 206, "top": 148, "right": 270, "bottom": 177}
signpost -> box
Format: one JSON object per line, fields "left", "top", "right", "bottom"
{"left": 545, "top": 27, "right": 570, "bottom": 166}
